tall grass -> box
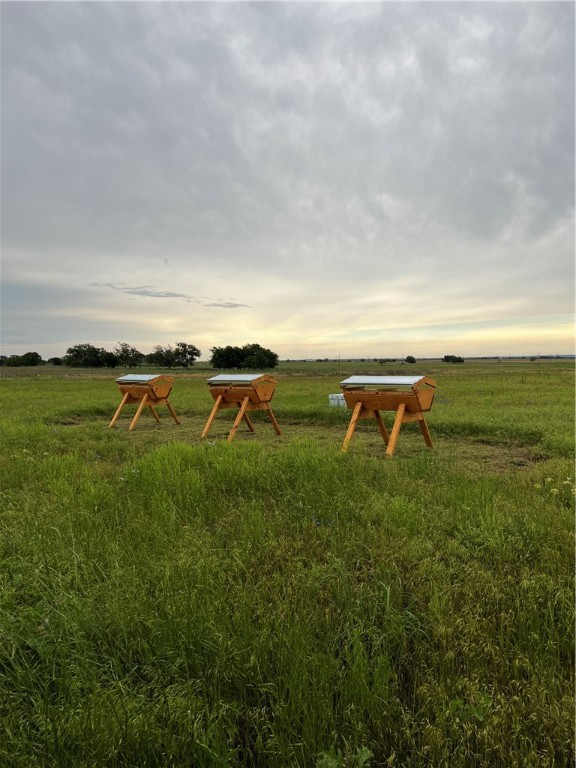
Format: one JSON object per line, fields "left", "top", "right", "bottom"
{"left": 0, "top": 361, "right": 573, "bottom": 766}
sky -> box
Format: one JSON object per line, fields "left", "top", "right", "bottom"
{"left": 1, "top": 1, "right": 574, "bottom": 361}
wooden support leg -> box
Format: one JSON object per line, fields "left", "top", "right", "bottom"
{"left": 201, "top": 395, "right": 222, "bottom": 439}
{"left": 386, "top": 403, "right": 406, "bottom": 457}
{"left": 166, "top": 400, "right": 180, "bottom": 425}
{"left": 243, "top": 413, "right": 256, "bottom": 433}
{"left": 109, "top": 392, "right": 129, "bottom": 428}
{"left": 341, "top": 401, "right": 363, "bottom": 453}
{"left": 374, "top": 410, "right": 389, "bottom": 445}
{"left": 148, "top": 405, "right": 161, "bottom": 424}
{"left": 227, "top": 397, "right": 250, "bottom": 443}
{"left": 129, "top": 394, "right": 149, "bottom": 432}
{"left": 265, "top": 404, "right": 282, "bottom": 436}
{"left": 418, "top": 414, "right": 433, "bottom": 448}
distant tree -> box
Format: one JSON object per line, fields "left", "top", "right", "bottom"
{"left": 0, "top": 356, "right": 7, "bottom": 366}
{"left": 442, "top": 354, "right": 464, "bottom": 364}
{"left": 22, "top": 351, "right": 43, "bottom": 366}
{"left": 146, "top": 345, "right": 176, "bottom": 368}
{"left": 101, "top": 351, "right": 119, "bottom": 368}
{"left": 64, "top": 344, "right": 112, "bottom": 368}
{"left": 210, "top": 345, "right": 244, "bottom": 369}
{"left": 405, "top": 355, "right": 417, "bottom": 364}
{"left": 210, "top": 343, "right": 278, "bottom": 369}
{"left": 3, "top": 351, "right": 43, "bottom": 366}
{"left": 145, "top": 348, "right": 165, "bottom": 367}
{"left": 114, "top": 342, "right": 144, "bottom": 368}
{"left": 47, "top": 357, "right": 63, "bottom": 366}
{"left": 240, "top": 343, "right": 278, "bottom": 369}
{"left": 3, "top": 355, "right": 23, "bottom": 367}
{"left": 173, "top": 342, "right": 201, "bottom": 368}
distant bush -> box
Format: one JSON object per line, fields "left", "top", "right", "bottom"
{"left": 64, "top": 344, "right": 118, "bottom": 368}
{"left": 145, "top": 342, "right": 201, "bottom": 368}
{"left": 210, "top": 343, "right": 279, "bottom": 369}
{"left": 442, "top": 355, "right": 464, "bottom": 364}
{"left": 173, "top": 342, "right": 201, "bottom": 368}
{"left": 114, "top": 343, "right": 144, "bottom": 368}
{"left": 1, "top": 351, "right": 43, "bottom": 366}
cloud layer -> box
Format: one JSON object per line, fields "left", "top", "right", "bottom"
{"left": 1, "top": 2, "right": 574, "bottom": 359}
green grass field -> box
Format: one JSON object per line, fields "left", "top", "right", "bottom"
{"left": 0, "top": 360, "right": 574, "bottom": 767}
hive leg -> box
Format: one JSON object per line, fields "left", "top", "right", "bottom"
{"left": 341, "top": 401, "right": 363, "bottom": 452}
{"left": 374, "top": 410, "right": 389, "bottom": 445}
{"left": 201, "top": 395, "right": 222, "bottom": 438}
{"left": 265, "top": 404, "right": 282, "bottom": 435}
{"left": 148, "top": 405, "right": 161, "bottom": 424}
{"left": 227, "top": 397, "right": 250, "bottom": 443}
{"left": 166, "top": 400, "right": 180, "bottom": 425}
{"left": 386, "top": 403, "right": 406, "bottom": 456}
{"left": 418, "top": 414, "right": 433, "bottom": 448}
{"left": 109, "top": 392, "right": 129, "bottom": 428}
{"left": 129, "top": 394, "right": 149, "bottom": 431}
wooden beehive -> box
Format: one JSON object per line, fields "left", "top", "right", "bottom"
{"left": 201, "top": 373, "right": 281, "bottom": 442}
{"left": 109, "top": 374, "right": 180, "bottom": 431}
{"left": 339, "top": 375, "right": 436, "bottom": 456}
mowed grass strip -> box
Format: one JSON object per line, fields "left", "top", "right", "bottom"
{"left": 0, "top": 361, "right": 574, "bottom": 767}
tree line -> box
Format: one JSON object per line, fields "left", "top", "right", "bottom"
{"left": 0, "top": 342, "right": 279, "bottom": 369}
{"left": 1, "top": 345, "right": 465, "bottom": 369}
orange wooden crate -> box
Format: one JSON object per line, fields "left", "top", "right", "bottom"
{"left": 201, "top": 374, "right": 281, "bottom": 442}
{"left": 340, "top": 375, "right": 436, "bottom": 456}
{"left": 109, "top": 374, "right": 180, "bottom": 431}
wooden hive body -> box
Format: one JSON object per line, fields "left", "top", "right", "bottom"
{"left": 109, "top": 374, "right": 179, "bottom": 431}
{"left": 202, "top": 374, "right": 281, "bottom": 442}
{"left": 116, "top": 374, "right": 174, "bottom": 402}
{"left": 341, "top": 375, "right": 435, "bottom": 413}
{"left": 206, "top": 374, "right": 277, "bottom": 404}
{"left": 339, "top": 375, "right": 437, "bottom": 456}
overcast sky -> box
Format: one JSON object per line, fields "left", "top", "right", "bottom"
{"left": 1, "top": 1, "right": 574, "bottom": 361}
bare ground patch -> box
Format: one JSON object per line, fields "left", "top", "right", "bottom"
{"left": 51, "top": 409, "right": 549, "bottom": 475}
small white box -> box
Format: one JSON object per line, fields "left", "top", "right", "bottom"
{"left": 328, "top": 393, "right": 346, "bottom": 408}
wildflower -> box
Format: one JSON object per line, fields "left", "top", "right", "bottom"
{"left": 550, "top": 488, "right": 559, "bottom": 495}
{"left": 563, "top": 480, "right": 572, "bottom": 486}
{"left": 534, "top": 484, "right": 542, "bottom": 489}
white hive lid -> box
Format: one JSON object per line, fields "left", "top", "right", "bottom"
{"left": 207, "top": 373, "right": 265, "bottom": 384}
{"left": 116, "top": 374, "right": 161, "bottom": 383}
{"left": 340, "top": 375, "right": 424, "bottom": 387}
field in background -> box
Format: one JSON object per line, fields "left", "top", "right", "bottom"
{"left": 0, "top": 360, "right": 574, "bottom": 767}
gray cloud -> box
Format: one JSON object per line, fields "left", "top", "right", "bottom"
{"left": 1, "top": 1, "right": 573, "bottom": 358}
{"left": 91, "top": 282, "right": 198, "bottom": 301}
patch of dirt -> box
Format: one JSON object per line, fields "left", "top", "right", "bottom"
{"left": 434, "top": 435, "right": 548, "bottom": 473}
